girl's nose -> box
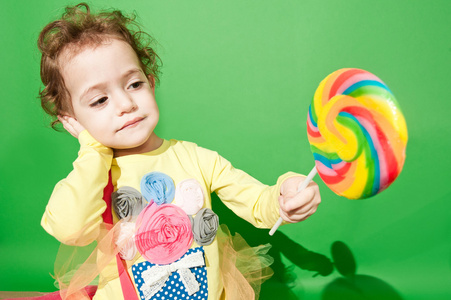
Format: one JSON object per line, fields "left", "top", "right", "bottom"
{"left": 116, "top": 92, "right": 137, "bottom": 115}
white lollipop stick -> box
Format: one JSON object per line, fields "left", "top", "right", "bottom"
{"left": 269, "top": 166, "right": 318, "bottom": 236}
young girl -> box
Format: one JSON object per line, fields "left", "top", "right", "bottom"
{"left": 38, "top": 3, "right": 321, "bottom": 300}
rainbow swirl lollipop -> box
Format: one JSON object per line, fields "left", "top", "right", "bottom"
{"left": 307, "top": 68, "right": 407, "bottom": 199}
{"left": 270, "top": 68, "right": 407, "bottom": 235}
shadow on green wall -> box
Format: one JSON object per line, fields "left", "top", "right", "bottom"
{"left": 212, "top": 194, "right": 403, "bottom": 299}
{"left": 321, "top": 241, "right": 403, "bottom": 300}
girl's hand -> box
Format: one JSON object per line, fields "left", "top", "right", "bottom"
{"left": 278, "top": 176, "right": 321, "bottom": 223}
{"left": 58, "top": 115, "right": 85, "bottom": 139}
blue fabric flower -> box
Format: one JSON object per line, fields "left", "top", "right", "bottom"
{"left": 140, "top": 172, "right": 175, "bottom": 205}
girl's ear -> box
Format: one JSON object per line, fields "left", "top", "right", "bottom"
{"left": 58, "top": 110, "right": 75, "bottom": 118}
{"left": 147, "top": 75, "right": 155, "bottom": 93}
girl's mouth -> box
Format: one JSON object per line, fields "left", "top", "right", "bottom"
{"left": 118, "top": 117, "right": 145, "bottom": 131}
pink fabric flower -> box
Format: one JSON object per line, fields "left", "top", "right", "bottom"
{"left": 135, "top": 203, "right": 193, "bottom": 264}
{"left": 174, "top": 179, "right": 205, "bottom": 215}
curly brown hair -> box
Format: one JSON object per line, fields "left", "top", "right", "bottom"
{"left": 38, "top": 3, "right": 161, "bottom": 128}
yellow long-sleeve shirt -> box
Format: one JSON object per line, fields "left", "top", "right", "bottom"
{"left": 42, "top": 131, "right": 297, "bottom": 300}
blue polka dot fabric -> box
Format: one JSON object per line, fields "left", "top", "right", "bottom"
{"left": 132, "top": 247, "right": 208, "bottom": 300}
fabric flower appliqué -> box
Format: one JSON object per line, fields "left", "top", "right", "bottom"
{"left": 174, "top": 179, "right": 205, "bottom": 215}
{"left": 115, "top": 221, "right": 138, "bottom": 260}
{"left": 140, "top": 172, "right": 175, "bottom": 205}
{"left": 112, "top": 186, "right": 147, "bottom": 221}
{"left": 135, "top": 203, "right": 193, "bottom": 264}
{"left": 192, "top": 208, "right": 219, "bottom": 246}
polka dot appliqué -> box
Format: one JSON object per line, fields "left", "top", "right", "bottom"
{"left": 132, "top": 247, "right": 208, "bottom": 300}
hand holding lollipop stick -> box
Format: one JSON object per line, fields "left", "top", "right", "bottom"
{"left": 269, "top": 68, "right": 408, "bottom": 236}
{"left": 269, "top": 167, "right": 318, "bottom": 235}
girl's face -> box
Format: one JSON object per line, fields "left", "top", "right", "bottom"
{"left": 61, "top": 38, "right": 160, "bottom": 155}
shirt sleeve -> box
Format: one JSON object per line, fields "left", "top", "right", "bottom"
{"left": 41, "top": 130, "right": 113, "bottom": 246}
{"left": 196, "top": 146, "right": 300, "bottom": 229}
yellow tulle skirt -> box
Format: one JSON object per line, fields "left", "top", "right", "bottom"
{"left": 52, "top": 223, "right": 274, "bottom": 300}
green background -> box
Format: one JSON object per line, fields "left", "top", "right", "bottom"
{"left": 1, "top": 0, "right": 450, "bottom": 299}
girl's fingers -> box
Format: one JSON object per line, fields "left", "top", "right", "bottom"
{"left": 58, "top": 115, "right": 81, "bottom": 138}
{"left": 278, "top": 184, "right": 321, "bottom": 223}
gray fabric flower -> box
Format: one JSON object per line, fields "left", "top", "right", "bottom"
{"left": 112, "top": 186, "right": 147, "bottom": 222}
{"left": 192, "top": 208, "right": 219, "bottom": 246}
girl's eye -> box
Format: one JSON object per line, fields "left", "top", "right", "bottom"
{"left": 129, "top": 81, "right": 143, "bottom": 89}
{"left": 90, "top": 97, "right": 108, "bottom": 107}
